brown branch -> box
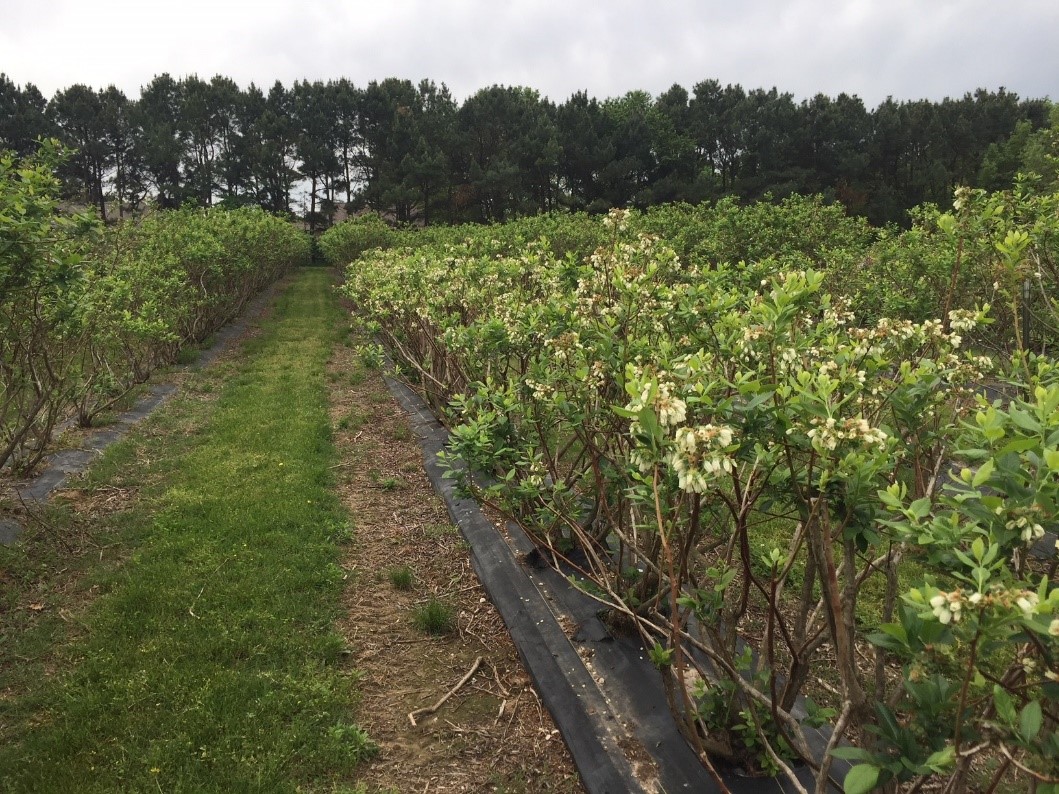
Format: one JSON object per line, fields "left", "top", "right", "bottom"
{"left": 815, "top": 700, "right": 853, "bottom": 794}
{"left": 997, "top": 743, "right": 1059, "bottom": 784}
{"left": 408, "top": 656, "right": 484, "bottom": 727}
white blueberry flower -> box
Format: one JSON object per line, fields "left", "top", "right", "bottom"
{"left": 1017, "top": 592, "right": 1040, "bottom": 617}
{"left": 930, "top": 591, "right": 963, "bottom": 624}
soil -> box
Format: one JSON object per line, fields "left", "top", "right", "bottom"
{"left": 327, "top": 337, "right": 583, "bottom": 793}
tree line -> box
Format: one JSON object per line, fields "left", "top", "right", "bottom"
{"left": 0, "top": 72, "right": 1052, "bottom": 228}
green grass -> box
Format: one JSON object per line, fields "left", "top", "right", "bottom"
{"left": 337, "top": 409, "right": 366, "bottom": 432}
{"left": 424, "top": 522, "right": 458, "bottom": 540}
{"left": 387, "top": 565, "right": 414, "bottom": 591}
{"left": 411, "top": 597, "right": 456, "bottom": 635}
{"left": 0, "top": 270, "right": 374, "bottom": 792}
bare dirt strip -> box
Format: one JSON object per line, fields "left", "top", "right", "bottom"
{"left": 327, "top": 336, "right": 582, "bottom": 794}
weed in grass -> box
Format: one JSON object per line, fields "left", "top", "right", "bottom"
{"left": 356, "top": 343, "right": 385, "bottom": 370}
{"left": 412, "top": 597, "right": 455, "bottom": 635}
{"left": 392, "top": 426, "right": 412, "bottom": 442}
{"left": 368, "top": 469, "right": 402, "bottom": 490}
{"left": 85, "top": 412, "right": 118, "bottom": 427}
{"left": 388, "top": 565, "right": 414, "bottom": 590}
{"left": 424, "top": 523, "right": 458, "bottom": 539}
{"left": 174, "top": 346, "right": 199, "bottom": 365}
{"left": 325, "top": 519, "right": 355, "bottom": 544}
{"left": 337, "top": 409, "right": 366, "bottom": 432}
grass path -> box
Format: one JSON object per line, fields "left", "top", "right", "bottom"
{"left": 0, "top": 270, "right": 373, "bottom": 792}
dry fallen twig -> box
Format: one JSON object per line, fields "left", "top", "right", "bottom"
{"left": 408, "top": 656, "right": 484, "bottom": 727}
{"left": 490, "top": 659, "right": 511, "bottom": 698}
{"left": 188, "top": 556, "right": 234, "bottom": 619}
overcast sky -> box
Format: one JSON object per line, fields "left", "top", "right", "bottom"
{"left": 2, "top": 0, "right": 1056, "bottom": 109}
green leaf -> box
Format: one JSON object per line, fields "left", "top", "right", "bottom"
{"left": 994, "top": 685, "right": 1017, "bottom": 725}
{"left": 830, "top": 746, "right": 875, "bottom": 762}
{"left": 803, "top": 696, "right": 837, "bottom": 728}
{"left": 866, "top": 622, "right": 909, "bottom": 653}
{"left": 999, "top": 436, "right": 1040, "bottom": 455}
{"left": 866, "top": 630, "right": 906, "bottom": 652}
{"left": 972, "top": 459, "right": 994, "bottom": 488}
{"left": 637, "top": 406, "right": 662, "bottom": 444}
{"left": 878, "top": 485, "right": 904, "bottom": 508}
{"left": 1020, "top": 700, "right": 1043, "bottom": 741}
{"left": 874, "top": 703, "right": 903, "bottom": 743}
{"left": 1008, "top": 408, "right": 1040, "bottom": 433}
{"left": 909, "top": 497, "right": 931, "bottom": 519}
{"left": 742, "top": 390, "right": 775, "bottom": 411}
{"left": 923, "top": 745, "right": 956, "bottom": 773}
{"left": 971, "top": 537, "right": 985, "bottom": 561}
{"left": 844, "top": 763, "right": 880, "bottom": 794}
{"left": 648, "top": 642, "right": 673, "bottom": 669}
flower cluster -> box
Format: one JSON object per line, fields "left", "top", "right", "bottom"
{"left": 624, "top": 373, "right": 688, "bottom": 430}
{"left": 1016, "top": 591, "right": 1041, "bottom": 618}
{"left": 948, "top": 308, "right": 983, "bottom": 333}
{"left": 602, "top": 207, "right": 630, "bottom": 232}
{"left": 824, "top": 302, "right": 856, "bottom": 326}
{"left": 525, "top": 378, "right": 554, "bottom": 400}
{"left": 587, "top": 360, "right": 607, "bottom": 390}
{"left": 654, "top": 381, "right": 688, "bottom": 428}
{"left": 929, "top": 590, "right": 964, "bottom": 624}
{"left": 923, "top": 584, "right": 1059, "bottom": 627}
{"left": 1008, "top": 515, "right": 1047, "bottom": 544}
{"left": 668, "top": 424, "right": 736, "bottom": 493}
{"left": 546, "top": 331, "right": 583, "bottom": 363}
{"left": 805, "top": 416, "right": 888, "bottom": 453}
